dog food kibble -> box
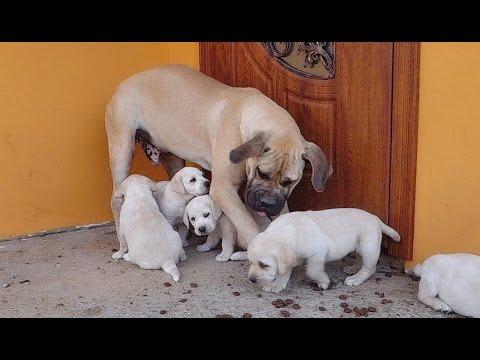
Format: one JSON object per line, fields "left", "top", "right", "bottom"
{"left": 340, "top": 302, "right": 349, "bottom": 308}
{"left": 381, "top": 299, "right": 388, "bottom": 304}
{"left": 339, "top": 295, "right": 348, "bottom": 300}
{"left": 179, "top": 298, "right": 187, "bottom": 303}
{"left": 292, "top": 303, "right": 301, "bottom": 309}
{"left": 190, "top": 282, "right": 198, "bottom": 288}
{"left": 343, "top": 307, "right": 352, "bottom": 313}
{"left": 164, "top": 282, "right": 172, "bottom": 287}
{"left": 379, "top": 293, "right": 385, "bottom": 298}
{"left": 387, "top": 299, "right": 393, "bottom": 303}
{"left": 280, "top": 310, "right": 291, "bottom": 318}
{"left": 242, "top": 313, "right": 253, "bottom": 318}
{"left": 257, "top": 294, "right": 263, "bottom": 298}
{"left": 319, "top": 306, "right": 326, "bottom": 311}
{"left": 285, "top": 299, "right": 294, "bottom": 305}
{"left": 160, "top": 310, "right": 167, "bottom": 315}
{"left": 232, "top": 292, "right": 240, "bottom": 296}
{"left": 19, "top": 280, "right": 30, "bottom": 285}
{"left": 368, "top": 307, "right": 377, "bottom": 312}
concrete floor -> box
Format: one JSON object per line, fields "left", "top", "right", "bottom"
{"left": 0, "top": 224, "right": 458, "bottom": 318}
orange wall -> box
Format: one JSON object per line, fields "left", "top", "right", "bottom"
{"left": 408, "top": 43, "right": 480, "bottom": 266}
{"left": 0, "top": 42, "right": 199, "bottom": 238}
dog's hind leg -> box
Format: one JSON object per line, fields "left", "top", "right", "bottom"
{"left": 417, "top": 277, "right": 452, "bottom": 313}
{"left": 179, "top": 248, "right": 187, "bottom": 262}
{"left": 345, "top": 234, "right": 380, "bottom": 286}
{"left": 306, "top": 254, "right": 330, "bottom": 290}
{"left": 162, "top": 260, "right": 181, "bottom": 282}
{"left": 159, "top": 152, "right": 186, "bottom": 179}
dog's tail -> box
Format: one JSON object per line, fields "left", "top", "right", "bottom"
{"left": 162, "top": 260, "right": 180, "bottom": 282}
{"left": 405, "top": 264, "right": 423, "bottom": 277}
{"left": 380, "top": 222, "right": 401, "bottom": 242}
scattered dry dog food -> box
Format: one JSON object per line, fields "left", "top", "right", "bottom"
{"left": 339, "top": 295, "right": 348, "bottom": 300}
{"left": 232, "top": 292, "right": 240, "bottom": 296}
{"left": 164, "top": 282, "right": 172, "bottom": 287}
{"left": 340, "top": 302, "right": 349, "bottom": 308}
{"left": 19, "top": 280, "right": 30, "bottom": 285}
{"left": 285, "top": 299, "right": 294, "bottom": 305}
{"left": 257, "top": 294, "right": 263, "bottom": 298}
{"left": 179, "top": 298, "right": 187, "bottom": 303}
{"left": 292, "top": 304, "right": 301, "bottom": 309}
{"left": 242, "top": 313, "right": 253, "bottom": 318}
{"left": 190, "top": 282, "right": 198, "bottom": 288}
{"left": 280, "top": 310, "right": 291, "bottom": 318}
{"left": 2, "top": 283, "right": 10, "bottom": 288}
{"left": 160, "top": 310, "right": 167, "bottom": 315}
{"left": 343, "top": 307, "right": 352, "bottom": 313}
{"left": 319, "top": 306, "right": 326, "bottom": 311}
{"left": 368, "top": 307, "right": 377, "bottom": 312}
{"left": 216, "top": 314, "right": 233, "bottom": 318}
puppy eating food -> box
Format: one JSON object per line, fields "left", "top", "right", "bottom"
{"left": 247, "top": 209, "right": 400, "bottom": 293}
{"left": 183, "top": 195, "right": 271, "bottom": 262}
{"left": 112, "top": 174, "right": 186, "bottom": 282}
{"left": 407, "top": 253, "right": 480, "bottom": 318}
{"left": 154, "top": 167, "right": 210, "bottom": 247}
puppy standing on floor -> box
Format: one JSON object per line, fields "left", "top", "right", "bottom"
{"left": 112, "top": 174, "right": 186, "bottom": 282}
{"left": 407, "top": 253, "right": 480, "bottom": 318}
{"left": 247, "top": 209, "right": 400, "bottom": 293}
{"left": 154, "top": 167, "right": 210, "bottom": 247}
{"left": 183, "top": 195, "right": 273, "bottom": 262}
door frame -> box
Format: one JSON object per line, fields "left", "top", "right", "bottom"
{"left": 200, "top": 42, "right": 420, "bottom": 260}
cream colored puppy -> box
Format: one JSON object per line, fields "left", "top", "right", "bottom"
{"left": 112, "top": 174, "right": 186, "bottom": 282}
{"left": 247, "top": 209, "right": 401, "bottom": 293}
{"left": 183, "top": 195, "right": 272, "bottom": 262}
{"left": 407, "top": 254, "right": 480, "bottom": 318}
{"left": 154, "top": 167, "right": 210, "bottom": 247}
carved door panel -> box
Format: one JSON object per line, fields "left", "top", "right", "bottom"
{"left": 200, "top": 42, "right": 418, "bottom": 259}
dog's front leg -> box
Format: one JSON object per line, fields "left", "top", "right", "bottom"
{"left": 176, "top": 224, "right": 190, "bottom": 247}
{"left": 215, "top": 215, "right": 237, "bottom": 262}
{"left": 210, "top": 180, "right": 260, "bottom": 246}
{"left": 263, "top": 270, "right": 292, "bottom": 294}
{"left": 196, "top": 230, "right": 221, "bottom": 252}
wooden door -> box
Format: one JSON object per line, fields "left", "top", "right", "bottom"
{"left": 200, "top": 42, "right": 419, "bottom": 259}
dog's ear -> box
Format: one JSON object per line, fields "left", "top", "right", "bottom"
{"left": 229, "top": 131, "right": 268, "bottom": 164}
{"left": 275, "top": 244, "right": 297, "bottom": 276}
{"left": 209, "top": 197, "right": 223, "bottom": 221}
{"left": 303, "top": 141, "right": 333, "bottom": 192}
{"left": 183, "top": 208, "right": 190, "bottom": 230}
{"left": 170, "top": 175, "right": 186, "bottom": 195}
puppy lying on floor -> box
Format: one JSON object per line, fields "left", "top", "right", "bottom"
{"left": 247, "top": 208, "right": 401, "bottom": 293}
{"left": 407, "top": 253, "right": 480, "bottom": 318}
{"left": 112, "top": 174, "right": 186, "bottom": 282}
{"left": 154, "top": 167, "right": 210, "bottom": 247}
{"left": 183, "top": 195, "right": 272, "bottom": 262}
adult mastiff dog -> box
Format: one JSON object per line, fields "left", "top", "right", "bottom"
{"left": 106, "top": 64, "right": 332, "bottom": 243}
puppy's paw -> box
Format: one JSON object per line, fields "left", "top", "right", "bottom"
{"left": 122, "top": 253, "right": 130, "bottom": 262}
{"left": 215, "top": 253, "right": 231, "bottom": 262}
{"left": 112, "top": 251, "right": 125, "bottom": 260}
{"left": 196, "top": 244, "right": 211, "bottom": 252}
{"left": 318, "top": 279, "right": 330, "bottom": 290}
{"left": 344, "top": 275, "right": 366, "bottom": 287}
{"left": 262, "top": 283, "right": 284, "bottom": 294}
{"left": 230, "top": 251, "right": 248, "bottom": 261}
{"left": 182, "top": 239, "right": 190, "bottom": 248}
{"left": 434, "top": 301, "right": 452, "bottom": 313}
{"left": 179, "top": 253, "right": 187, "bottom": 262}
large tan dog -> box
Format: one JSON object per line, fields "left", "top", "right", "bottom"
{"left": 105, "top": 64, "right": 332, "bottom": 243}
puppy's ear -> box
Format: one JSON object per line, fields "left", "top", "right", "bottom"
{"left": 183, "top": 209, "right": 190, "bottom": 230}
{"left": 275, "top": 244, "right": 297, "bottom": 275}
{"left": 209, "top": 197, "right": 223, "bottom": 221}
{"left": 229, "top": 131, "right": 269, "bottom": 164}
{"left": 303, "top": 141, "right": 332, "bottom": 192}
{"left": 170, "top": 175, "right": 186, "bottom": 195}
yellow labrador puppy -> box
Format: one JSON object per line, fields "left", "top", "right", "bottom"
{"left": 408, "top": 253, "right": 480, "bottom": 317}
{"left": 112, "top": 174, "right": 186, "bottom": 282}
{"left": 247, "top": 209, "right": 400, "bottom": 293}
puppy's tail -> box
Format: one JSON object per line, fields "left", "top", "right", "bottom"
{"left": 405, "top": 264, "right": 423, "bottom": 277}
{"left": 380, "top": 222, "right": 401, "bottom": 242}
{"left": 162, "top": 260, "right": 180, "bottom": 282}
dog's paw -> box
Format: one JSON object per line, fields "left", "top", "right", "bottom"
{"left": 182, "top": 240, "right": 190, "bottom": 248}
{"left": 318, "top": 279, "right": 330, "bottom": 290}
{"left": 112, "top": 251, "right": 125, "bottom": 260}
{"left": 215, "top": 253, "right": 231, "bottom": 262}
{"left": 434, "top": 301, "right": 452, "bottom": 313}
{"left": 179, "top": 253, "right": 187, "bottom": 262}
{"left": 230, "top": 251, "right": 248, "bottom": 261}
{"left": 122, "top": 253, "right": 130, "bottom": 262}
{"left": 262, "top": 283, "right": 284, "bottom": 294}
{"left": 344, "top": 275, "right": 366, "bottom": 286}
{"left": 196, "top": 244, "right": 211, "bottom": 252}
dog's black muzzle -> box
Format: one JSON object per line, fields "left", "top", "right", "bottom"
{"left": 245, "top": 184, "right": 286, "bottom": 217}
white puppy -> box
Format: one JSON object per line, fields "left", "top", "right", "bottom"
{"left": 247, "top": 209, "right": 401, "bottom": 293}
{"left": 112, "top": 174, "right": 186, "bottom": 282}
{"left": 154, "top": 167, "right": 210, "bottom": 247}
{"left": 407, "top": 253, "right": 480, "bottom": 318}
{"left": 183, "top": 195, "right": 272, "bottom": 262}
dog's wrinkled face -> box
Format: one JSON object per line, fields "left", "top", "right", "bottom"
{"left": 183, "top": 195, "right": 222, "bottom": 236}
{"left": 230, "top": 131, "right": 333, "bottom": 217}
{"left": 247, "top": 235, "right": 278, "bottom": 285}
{"left": 171, "top": 167, "right": 210, "bottom": 196}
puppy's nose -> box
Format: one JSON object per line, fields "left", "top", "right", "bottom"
{"left": 249, "top": 277, "right": 256, "bottom": 283}
{"left": 198, "top": 226, "right": 206, "bottom": 233}
{"left": 204, "top": 181, "right": 210, "bottom": 188}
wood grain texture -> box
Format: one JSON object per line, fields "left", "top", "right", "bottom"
{"left": 387, "top": 43, "right": 420, "bottom": 259}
